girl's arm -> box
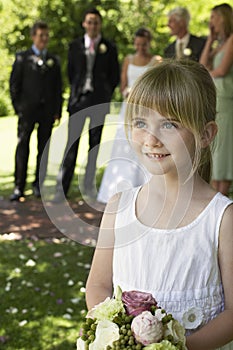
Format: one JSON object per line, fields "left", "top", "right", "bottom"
{"left": 120, "top": 56, "right": 129, "bottom": 98}
{"left": 210, "top": 34, "right": 233, "bottom": 77}
{"left": 186, "top": 204, "right": 233, "bottom": 350}
{"left": 85, "top": 194, "right": 121, "bottom": 310}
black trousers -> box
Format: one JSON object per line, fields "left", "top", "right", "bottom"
{"left": 56, "top": 93, "right": 109, "bottom": 195}
{"left": 15, "top": 111, "right": 53, "bottom": 192}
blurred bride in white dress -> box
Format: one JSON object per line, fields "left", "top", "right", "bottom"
{"left": 97, "top": 28, "right": 161, "bottom": 203}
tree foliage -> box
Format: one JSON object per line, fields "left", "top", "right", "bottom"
{"left": 0, "top": 0, "right": 232, "bottom": 115}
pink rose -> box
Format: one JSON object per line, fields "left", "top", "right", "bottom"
{"left": 131, "top": 311, "right": 163, "bottom": 345}
{"left": 122, "top": 290, "right": 157, "bottom": 316}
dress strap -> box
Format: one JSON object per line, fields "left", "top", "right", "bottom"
{"left": 214, "top": 193, "right": 233, "bottom": 248}
{"left": 115, "top": 187, "right": 141, "bottom": 230}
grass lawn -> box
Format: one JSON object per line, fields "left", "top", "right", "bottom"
{"left": 0, "top": 112, "right": 118, "bottom": 349}
{"left": 0, "top": 237, "right": 95, "bottom": 349}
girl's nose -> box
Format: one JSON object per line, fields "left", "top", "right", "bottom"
{"left": 144, "top": 131, "right": 163, "bottom": 148}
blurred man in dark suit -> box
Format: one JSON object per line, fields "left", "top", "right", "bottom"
{"left": 9, "top": 21, "right": 62, "bottom": 201}
{"left": 54, "top": 7, "right": 120, "bottom": 202}
{"left": 164, "top": 7, "right": 206, "bottom": 61}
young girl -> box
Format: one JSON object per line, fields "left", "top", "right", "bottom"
{"left": 86, "top": 60, "right": 233, "bottom": 350}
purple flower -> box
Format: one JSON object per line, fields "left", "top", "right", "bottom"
{"left": 122, "top": 290, "right": 157, "bottom": 316}
{"left": 56, "top": 298, "right": 63, "bottom": 304}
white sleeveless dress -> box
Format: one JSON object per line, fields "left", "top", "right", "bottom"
{"left": 97, "top": 61, "right": 152, "bottom": 204}
{"left": 113, "top": 187, "right": 233, "bottom": 349}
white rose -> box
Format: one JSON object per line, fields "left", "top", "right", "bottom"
{"left": 76, "top": 337, "right": 86, "bottom": 350}
{"left": 164, "top": 319, "right": 186, "bottom": 345}
{"left": 89, "top": 320, "right": 119, "bottom": 350}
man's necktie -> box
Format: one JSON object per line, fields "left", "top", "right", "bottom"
{"left": 89, "top": 40, "right": 95, "bottom": 54}
{"left": 177, "top": 42, "right": 183, "bottom": 59}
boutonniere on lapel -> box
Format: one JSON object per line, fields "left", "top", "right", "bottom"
{"left": 183, "top": 48, "right": 192, "bottom": 57}
{"left": 46, "top": 58, "right": 54, "bottom": 67}
{"left": 31, "top": 55, "right": 54, "bottom": 70}
{"left": 99, "top": 43, "right": 107, "bottom": 54}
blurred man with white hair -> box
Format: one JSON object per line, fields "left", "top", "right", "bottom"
{"left": 164, "top": 7, "right": 206, "bottom": 61}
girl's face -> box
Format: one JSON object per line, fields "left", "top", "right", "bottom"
{"left": 134, "top": 36, "right": 150, "bottom": 55}
{"left": 209, "top": 10, "right": 223, "bottom": 35}
{"left": 131, "top": 111, "right": 195, "bottom": 177}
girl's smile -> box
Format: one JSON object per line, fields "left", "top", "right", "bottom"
{"left": 145, "top": 152, "right": 170, "bottom": 159}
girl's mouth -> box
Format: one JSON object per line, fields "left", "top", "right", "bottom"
{"left": 146, "top": 153, "right": 170, "bottom": 159}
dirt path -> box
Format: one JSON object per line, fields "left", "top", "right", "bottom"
{"left": 0, "top": 197, "right": 104, "bottom": 241}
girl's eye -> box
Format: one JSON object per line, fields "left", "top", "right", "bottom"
{"left": 133, "top": 120, "right": 147, "bottom": 129}
{"left": 161, "top": 121, "right": 177, "bottom": 129}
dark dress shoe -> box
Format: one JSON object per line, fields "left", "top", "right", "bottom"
{"left": 33, "top": 185, "right": 41, "bottom": 198}
{"left": 9, "top": 189, "right": 24, "bottom": 202}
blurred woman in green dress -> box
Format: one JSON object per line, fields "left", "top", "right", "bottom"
{"left": 200, "top": 3, "right": 233, "bottom": 196}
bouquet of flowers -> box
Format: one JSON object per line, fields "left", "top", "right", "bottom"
{"left": 76, "top": 287, "right": 187, "bottom": 350}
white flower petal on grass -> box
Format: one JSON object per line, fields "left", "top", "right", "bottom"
{"left": 26, "top": 282, "right": 33, "bottom": 287}
{"left": 6, "top": 307, "right": 18, "bottom": 314}
{"left": 182, "top": 307, "right": 204, "bottom": 329}
{"left": 19, "top": 254, "right": 26, "bottom": 260}
{"left": 66, "top": 308, "right": 74, "bottom": 313}
{"left": 80, "top": 287, "right": 86, "bottom": 293}
{"left": 19, "top": 320, "right": 28, "bottom": 327}
{"left": 63, "top": 313, "right": 72, "bottom": 320}
{"left": 25, "top": 259, "right": 36, "bottom": 267}
{"left": 89, "top": 320, "right": 119, "bottom": 350}
{"left": 5, "top": 282, "right": 11, "bottom": 292}
{"left": 71, "top": 298, "right": 81, "bottom": 304}
{"left": 54, "top": 252, "right": 63, "bottom": 258}
{"left": 67, "top": 280, "right": 74, "bottom": 286}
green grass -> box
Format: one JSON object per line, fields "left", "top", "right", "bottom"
{"left": 0, "top": 238, "right": 94, "bottom": 349}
